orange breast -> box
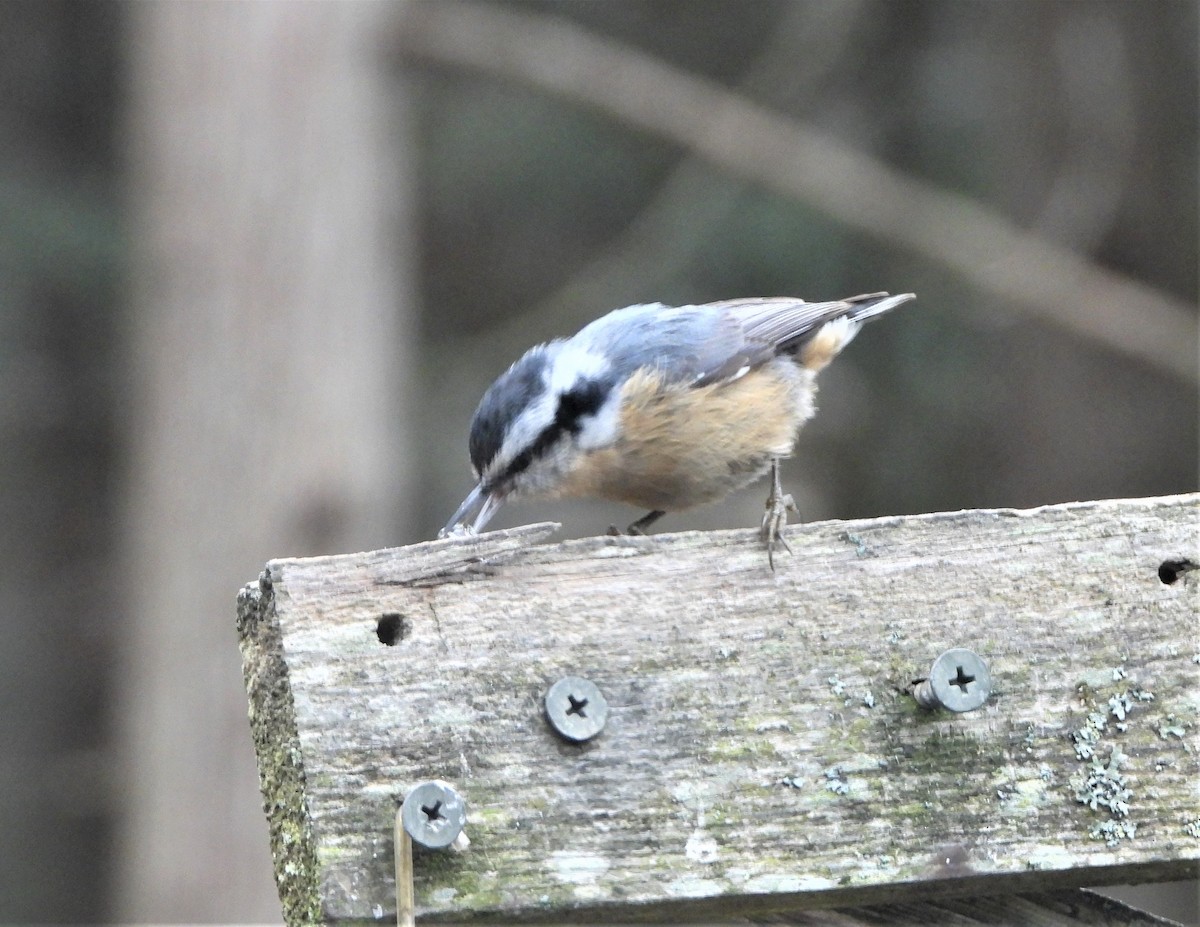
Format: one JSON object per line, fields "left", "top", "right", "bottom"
{"left": 554, "top": 362, "right": 813, "bottom": 512}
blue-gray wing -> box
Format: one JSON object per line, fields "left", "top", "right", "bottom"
{"left": 577, "top": 293, "right": 905, "bottom": 388}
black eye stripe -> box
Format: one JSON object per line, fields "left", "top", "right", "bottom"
{"left": 555, "top": 379, "right": 606, "bottom": 426}
{"left": 493, "top": 379, "right": 608, "bottom": 486}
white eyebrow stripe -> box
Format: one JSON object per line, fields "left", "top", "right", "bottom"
{"left": 484, "top": 344, "right": 612, "bottom": 481}
{"left": 546, "top": 343, "right": 610, "bottom": 393}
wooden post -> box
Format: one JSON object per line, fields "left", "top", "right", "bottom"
{"left": 238, "top": 495, "right": 1199, "bottom": 924}
{"left": 120, "top": 2, "right": 413, "bottom": 919}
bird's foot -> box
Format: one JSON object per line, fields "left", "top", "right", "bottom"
{"left": 760, "top": 461, "right": 798, "bottom": 571}
{"left": 608, "top": 509, "right": 665, "bottom": 537}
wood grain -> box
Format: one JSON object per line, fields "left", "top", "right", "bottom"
{"left": 238, "top": 496, "right": 1200, "bottom": 924}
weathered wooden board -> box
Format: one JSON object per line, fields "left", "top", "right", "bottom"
{"left": 237, "top": 495, "right": 1200, "bottom": 924}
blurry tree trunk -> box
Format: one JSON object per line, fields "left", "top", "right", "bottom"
{"left": 117, "top": 3, "right": 414, "bottom": 920}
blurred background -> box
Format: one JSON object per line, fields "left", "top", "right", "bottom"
{"left": 0, "top": 0, "right": 1195, "bottom": 922}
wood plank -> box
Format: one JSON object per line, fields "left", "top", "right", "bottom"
{"left": 237, "top": 495, "right": 1200, "bottom": 924}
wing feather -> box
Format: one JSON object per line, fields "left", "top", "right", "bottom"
{"left": 578, "top": 293, "right": 912, "bottom": 390}
{"left": 713, "top": 293, "right": 905, "bottom": 353}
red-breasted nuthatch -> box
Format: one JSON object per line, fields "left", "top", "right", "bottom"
{"left": 440, "top": 291, "right": 913, "bottom": 566}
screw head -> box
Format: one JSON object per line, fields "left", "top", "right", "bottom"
{"left": 544, "top": 676, "right": 608, "bottom": 742}
{"left": 400, "top": 780, "right": 466, "bottom": 849}
{"left": 928, "top": 648, "right": 991, "bottom": 712}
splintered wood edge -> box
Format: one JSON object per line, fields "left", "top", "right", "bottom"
{"left": 239, "top": 496, "right": 1200, "bottom": 924}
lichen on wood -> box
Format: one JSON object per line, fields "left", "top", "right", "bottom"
{"left": 237, "top": 574, "right": 322, "bottom": 925}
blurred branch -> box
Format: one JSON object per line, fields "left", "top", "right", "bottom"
{"left": 422, "top": 3, "right": 868, "bottom": 377}
{"left": 395, "top": 2, "right": 1197, "bottom": 383}
{"left": 524, "top": 0, "right": 866, "bottom": 327}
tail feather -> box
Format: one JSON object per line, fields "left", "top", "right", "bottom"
{"left": 734, "top": 291, "right": 914, "bottom": 353}
{"left": 797, "top": 292, "right": 914, "bottom": 372}
{"left": 844, "top": 291, "right": 916, "bottom": 324}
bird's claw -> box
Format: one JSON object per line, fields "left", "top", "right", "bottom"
{"left": 761, "top": 492, "right": 797, "bottom": 570}
{"left": 761, "top": 461, "right": 798, "bottom": 570}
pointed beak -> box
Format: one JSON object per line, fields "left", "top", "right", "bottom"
{"left": 439, "top": 482, "right": 506, "bottom": 538}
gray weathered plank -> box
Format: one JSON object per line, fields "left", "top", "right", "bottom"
{"left": 237, "top": 495, "right": 1200, "bottom": 924}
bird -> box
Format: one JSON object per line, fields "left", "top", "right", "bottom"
{"left": 440, "top": 291, "right": 913, "bottom": 567}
